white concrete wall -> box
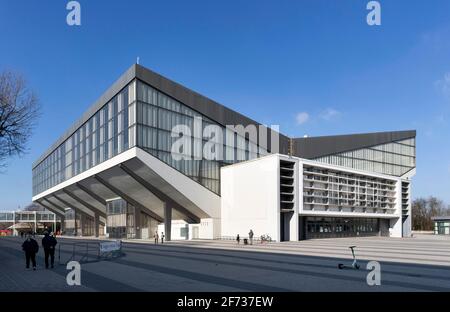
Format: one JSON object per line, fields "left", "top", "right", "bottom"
{"left": 221, "top": 155, "right": 280, "bottom": 241}
{"left": 389, "top": 179, "right": 403, "bottom": 238}
{"left": 155, "top": 219, "right": 220, "bottom": 240}
{"left": 198, "top": 218, "right": 221, "bottom": 239}
{"left": 157, "top": 220, "right": 190, "bottom": 240}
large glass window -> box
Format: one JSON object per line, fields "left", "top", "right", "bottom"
{"left": 306, "top": 217, "right": 379, "bottom": 239}
{"left": 106, "top": 199, "right": 136, "bottom": 239}
{"left": 33, "top": 78, "right": 269, "bottom": 196}
{"left": 64, "top": 208, "right": 76, "bottom": 236}
{"left": 313, "top": 138, "right": 416, "bottom": 177}
{"left": 135, "top": 80, "right": 267, "bottom": 194}
{"left": 435, "top": 221, "right": 450, "bottom": 235}
{"left": 32, "top": 82, "right": 136, "bottom": 196}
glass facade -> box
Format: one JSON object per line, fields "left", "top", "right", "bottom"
{"left": 81, "top": 215, "right": 95, "bottom": 236}
{"left": 313, "top": 138, "right": 416, "bottom": 177}
{"left": 33, "top": 78, "right": 268, "bottom": 196}
{"left": 106, "top": 199, "right": 136, "bottom": 239}
{"left": 305, "top": 217, "right": 379, "bottom": 239}
{"left": 33, "top": 82, "right": 136, "bottom": 196}
{"left": 64, "top": 208, "right": 77, "bottom": 236}
{"left": 0, "top": 212, "right": 15, "bottom": 221}
{"left": 0, "top": 211, "right": 55, "bottom": 222}
{"left": 434, "top": 221, "right": 450, "bottom": 235}
{"left": 135, "top": 80, "right": 264, "bottom": 194}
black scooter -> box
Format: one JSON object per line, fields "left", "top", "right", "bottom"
{"left": 338, "top": 246, "right": 360, "bottom": 270}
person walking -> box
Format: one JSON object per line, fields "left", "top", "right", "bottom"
{"left": 236, "top": 234, "right": 240, "bottom": 244}
{"left": 248, "top": 229, "right": 254, "bottom": 245}
{"left": 42, "top": 231, "right": 57, "bottom": 269}
{"left": 154, "top": 231, "right": 159, "bottom": 244}
{"left": 161, "top": 232, "right": 165, "bottom": 244}
{"left": 22, "top": 233, "right": 39, "bottom": 270}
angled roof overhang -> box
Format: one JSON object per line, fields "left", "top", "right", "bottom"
{"left": 33, "top": 64, "right": 290, "bottom": 168}
{"left": 292, "top": 130, "right": 416, "bottom": 159}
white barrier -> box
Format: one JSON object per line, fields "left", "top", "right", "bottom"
{"left": 99, "top": 240, "right": 122, "bottom": 254}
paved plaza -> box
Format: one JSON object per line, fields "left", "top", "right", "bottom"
{"left": 1, "top": 235, "right": 450, "bottom": 292}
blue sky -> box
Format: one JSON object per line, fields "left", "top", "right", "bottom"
{"left": 0, "top": 0, "right": 449, "bottom": 211}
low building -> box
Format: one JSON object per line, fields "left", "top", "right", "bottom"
{"left": 0, "top": 211, "right": 59, "bottom": 235}
{"left": 433, "top": 217, "right": 450, "bottom": 235}
{"left": 31, "top": 64, "right": 416, "bottom": 241}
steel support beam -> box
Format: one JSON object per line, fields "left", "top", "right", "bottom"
{"left": 37, "top": 200, "right": 65, "bottom": 217}
{"left": 164, "top": 203, "right": 172, "bottom": 242}
{"left": 94, "top": 213, "right": 100, "bottom": 238}
{"left": 52, "top": 194, "right": 92, "bottom": 219}
{"left": 76, "top": 182, "right": 107, "bottom": 206}
{"left": 93, "top": 174, "right": 163, "bottom": 222}
{"left": 119, "top": 163, "right": 200, "bottom": 223}
{"left": 63, "top": 188, "right": 106, "bottom": 218}
{"left": 42, "top": 198, "right": 66, "bottom": 215}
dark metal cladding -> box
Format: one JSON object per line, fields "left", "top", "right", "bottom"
{"left": 134, "top": 65, "right": 291, "bottom": 155}
{"left": 33, "top": 64, "right": 290, "bottom": 168}
{"left": 292, "top": 130, "right": 416, "bottom": 159}
{"left": 32, "top": 63, "right": 414, "bottom": 168}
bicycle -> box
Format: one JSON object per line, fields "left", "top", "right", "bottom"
{"left": 260, "top": 234, "right": 272, "bottom": 243}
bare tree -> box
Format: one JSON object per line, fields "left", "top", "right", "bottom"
{"left": 412, "top": 196, "right": 450, "bottom": 231}
{"left": 0, "top": 70, "right": 41, "bottom": 169}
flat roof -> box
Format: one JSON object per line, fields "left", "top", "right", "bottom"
{"left": 432, "top": 216, "right": 450, "bottom": 221}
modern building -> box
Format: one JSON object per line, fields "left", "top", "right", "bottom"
{"left": 432, "top": 217, "right": 450, "bottom": 235}
{"left": 0, "top": 210, "right": 59, "bottom": 235}
{"left": 32, "top": 64, "right": 416, "bottom": 241}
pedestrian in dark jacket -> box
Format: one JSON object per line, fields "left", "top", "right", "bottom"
{"left": 22, "top": 234, "right": 39, "bottom": 270}
{"left": 42, "top": 231, "right": 57, "bottom": 269}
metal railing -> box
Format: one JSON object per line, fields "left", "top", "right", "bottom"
{"left": 215, "top": 235, "right": 273, "bottom": 244}
{"left": 58, "top": 242, "right": 101, "bottom": 265}
{"left": 57, "top": 241, "right": 124, "bottom": 265}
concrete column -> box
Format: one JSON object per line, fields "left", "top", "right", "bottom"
{"left": 12, "top": 211, "right": 16, "bottom": 236}
{"left": 291, "top": 160, "right": 300, "bottom": 241}
{"left": 134, "top": 205, "right": 141, "bottom": 239}
{"left": 60, "top": 216, "right": 65, "bottom": 233}
{"left": 79, "top": 213, "right": 84, "bottom": 237}
{"left": 74, "top": 210, "right": 78, "bottom": 236}
{"left": 164, "top": 203, "right": 172, "bottom": 241}
{"left": 33, "top": 212, "right": 37, "bottom": 234}
{"left": 289, "top": 214, "right": 299, "bottom": 241}
{"left": 94, "top": 213, "right": 99, "bottom": 238}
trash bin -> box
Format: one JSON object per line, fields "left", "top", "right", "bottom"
{"left": 243, "top": 239, "right": 248, "bottom": 245}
